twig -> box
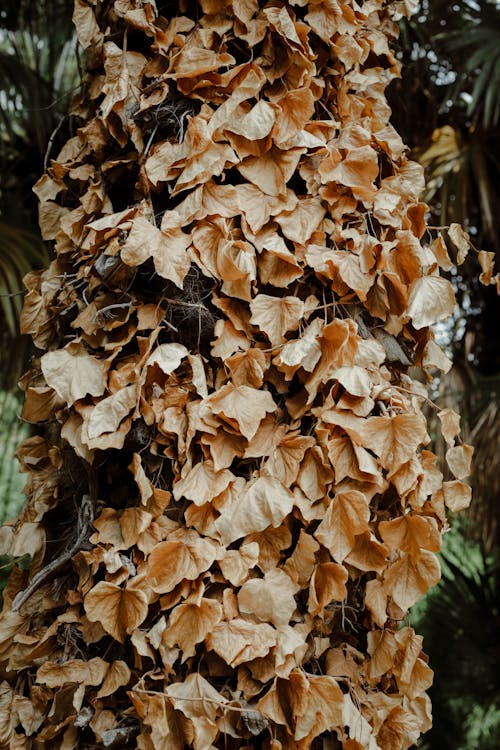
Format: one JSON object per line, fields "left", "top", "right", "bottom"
{"left": 44, "top": 115, "right": 68, "bottom": 172}
{"left": 12, "top": 493, "right": 95, "bottom": 612}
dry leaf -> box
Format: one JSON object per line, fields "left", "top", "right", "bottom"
{"left": 84, "top": 582, "right": 149, "bottom": 643}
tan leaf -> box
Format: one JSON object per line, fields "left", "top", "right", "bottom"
{"left": 384, "top": 550, "right": 441, "bottom": 610}
{"left": 166, "top": 673, "right": 227, "bottom": 721}
{"left": 226, "top": 99, "right": 275, "bottom": 140}
{"left": 407, "top": 275, "right": 455, "bottom": 329}
{"left": 257, "top": 670, "right": 344, "bottom": 742}
{"left": 250, "top": 294, "right": 305, "bottom": 347}
{"left": 447, "top": 223, "right": 470, "bottom": 264}
{"left": 207, "top": 383, "right": 276, "bottom": 440}
{"left": 364, "top": 579, "right": 388, "bottom": 628}
{"left": 442, "top": 480, "right": 472, "bottom": 512}
{"left": 342, "top": 694, "right": 380, "bottom": 750}
{"left": 84, "top": 385, "right": 137, "bottom": 441}
{"left": 206, "top": 617, "right": 277, "bottom": 667}
{"left": 275, "top": 318, "right": 323, "bottom": 377}
{"left": 314, "top": 490, "right": 370, "bottom": 562}
{"left": 345, "top": 532, "right": 389, "bottom": 574}
{"left": 437, "top": 408, "right": 461, "bottom": 446}
{"left": 262, "top": 431, "right": 315, "bottom": 486}
{"left": 378, "top": 515, "right": 441, "bottom": 556}
{"left": 237, "top": 147, "right": 304, "bottom": 197}
{"left": 120, "top": 214, "right": 191, "bottom": 287}
{"left": 422, "top": 339, "right": 452, "bottom": 373}
{"left": 226, "top": 348, "right": 267, "bottom": 388}
{"left": 164, "top": 598, "right": 223, "bottom": 661}
{"left": 96, "top": 661, "right": 131, "bottom": 698}
{"left": 210, "top": 476, "right": 294, "bottom": 546}
{"left": 41, "top": 344, "right": 107, "bottom": 406}
{"left": 296, "top": 446, "right": 334, "bottom": 501}
{"left": 478, "top": 250, "right": 496, "bottom": 285}
{"left": 238, "top": 569, "right": 299, "bottom": 627}
{"left": 36, "top": 657, "right": 107, "bottom": 688}
{"left": 218, "top": 542, "right": 259, "bottom": 586}
{"left": 329, "top": 412, "right": 429, "bottom": 474}
{"left": 325, "top": 146, "right": 379, "bottom": 204}
{"left": 148, "top": 535, "right": 219, "bottom": 594}
{"left": 445, "top": 444, "right": 473, "bottom": 479}
{"left": 84, "top": 582, "right": 149, "bottom": 642}
{"left": 173, "top": 461, "right": 236, "bottom": 506}
{"left": 308, "top": 563, "right": 348, "bottom": 616}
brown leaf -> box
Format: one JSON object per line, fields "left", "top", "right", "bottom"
{"left": 238, "top": 569, "right": 299, "bottom": 626}
{"left": 210, "top": 476, "right": 294, "bottom": 546}
{"left": 84, "top": 582, "right": 149, "bottom": 642}
{"left": 148, "top": 535, "right": 220, "bottom": 594}
{"left": 407, "top": 275, "right": 455, "bottom": 329}
{"left": 96, "top": 661, "right": 131, "bottom": 698}
{"left": 206, "top": 618, "right": 277, "bottom": 667}
{"left": 41, "top": 344, "right": 107, "bottom": 406}
{"left": 308, "top": 562, "right": 348, "bottom": 616}
{"left": 445, "top": 444, "right": 473, "bottom": 480}
{"left": 36, "top": 657, "right": 108, "bottom": 688}
{"left": 314, "top": 490, "right": 370, "bottom": 562}
{"left": 207, "top": 383, "right": 276, "bottom": 440}
{"left": 164, "top": 598, "right": 223, "bottom": 661}
{"left": 384, "top": 550, "right": 441, "bottom": 610}
{"left": 250, "top": 294, "right": 305, "bottom": 347}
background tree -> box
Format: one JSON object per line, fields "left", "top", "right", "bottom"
{"left": 0, "top": 0, "right": 77, "bottom": 520}
{"left": 388, "top": 3, "right": 500, "bottom": 748}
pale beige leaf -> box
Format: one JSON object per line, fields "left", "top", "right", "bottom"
{"left": 437, "top": 408, "right": 461, "bottom": 446}
{"left": 96, "top": 661, "right": 131, "bottom": 698}
{"left": 407, "top": 275, "right": 455, "bottom": 329}
{"left": 84, "top": 582, "right": 149, "bottom": 643}
{"left": 164, "top": 598, "right": 223, "bottom": 661}
{"left": 206, "top": 618, "right": 277, "bottom": 667}
{"left": 144, "top": 343, "right": 189, "bottom": 374}
{"left": 447, "top": 223, "right": 470, "bottom": 264}
{"left": 207, "top": 383, "right": 276, "bottom": 440}
{"left": 250, "top": 294, "right": 305, "bottom": 347}
{"left": 85, "top": 385, "right": 137, "bottom": 440}
{"left": 446, "top": 444, "right": 473, "bottom": 479}
{"left": 41, "top": 345, "right": 107, "bottom": 406}
{"left": 210, "top": 476, "right": 294, "bottom": 546}
{"left": 237, "top": 569, "right": 299, "bottom": 627}
{"left": 442, "top": 480, "right": 472, "bottom": 511}
{"left": 36, "top": 658, "right": 107, "bottom": 688}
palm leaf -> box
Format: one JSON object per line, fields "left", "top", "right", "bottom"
{"left": 0, "top": 222, "right": 47, "bottom": 337}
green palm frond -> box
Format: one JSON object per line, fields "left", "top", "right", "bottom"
{"left": 438, "top": 5, "right": 500, "bottom": 129}
{"left": 416, "top": 532, "right": 500, "bottom": 750}
{"left": 418, "top": 125, "right": 498, "bottom": 240}
{"left": 0, "top": 221, "right": 47, "bottom": 337}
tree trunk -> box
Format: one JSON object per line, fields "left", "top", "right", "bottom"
{"left": 0, "top": 2, "right": 472, "bottom": 748}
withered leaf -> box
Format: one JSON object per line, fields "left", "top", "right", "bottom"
{"left": 84, "top": 582, "right": 149, "bottom": 643}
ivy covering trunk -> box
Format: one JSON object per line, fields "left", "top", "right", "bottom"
{"left": 0, "top": 2, "right": 473, "bottom": 748}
